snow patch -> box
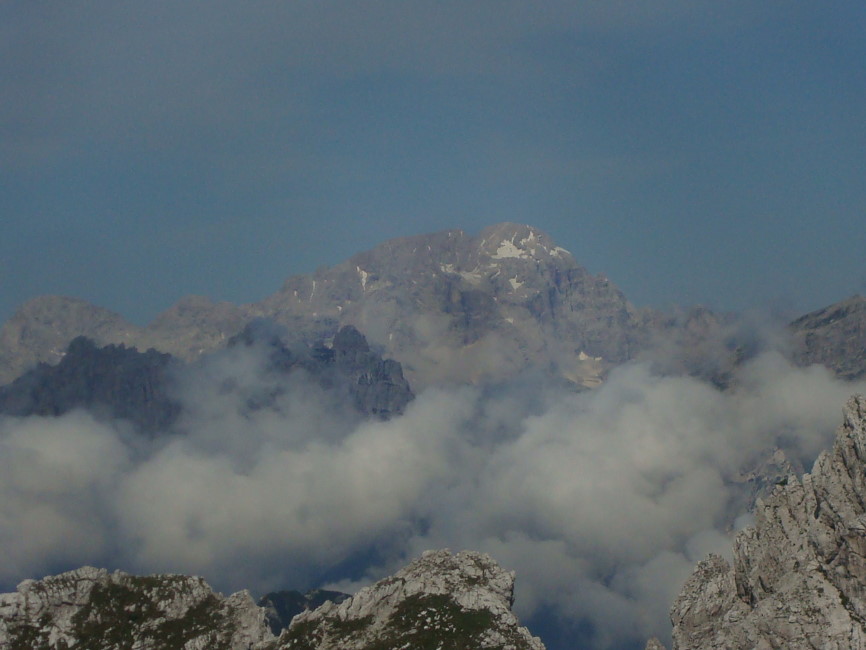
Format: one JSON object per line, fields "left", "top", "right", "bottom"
{"left": 441, "top": 263, "right": 483, "bottom": 284}
{"left": 460, "top": 269, "right": 483, "bottom": 284}
{"left": 492, "top": 240, "right": 528, "bottom": 260}
{"left": 357, "top": 266, "right": 369, "bottom": 291}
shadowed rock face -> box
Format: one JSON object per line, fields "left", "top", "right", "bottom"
{"left": 790, "top": 294, "right": 866, "bottom": 380}
{"left": 657, "top": 395, "right": 866, "bottom": 650}
{"left": 258, "top": 589, "right": 350, "bottom": 636}
{"left": 0, "top": 336, "right": 180, "bottom": 435}
{"left": 227, "top": 321, "right": 414, "bottom": 419}
{"left": 0, "top": 324, "right": 412, "bottom": 433}
{"left": 0, "top": 551, "right": 542, "bottom": 650}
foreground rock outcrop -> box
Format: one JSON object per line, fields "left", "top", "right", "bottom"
{"left": 0, "top": 566, "right": 272, "bottom": 649}
{"left": 660, "top": 395, "right": 866, "bottom": 649}
{"left": 0, "top": 550, "right": 543, "bottom": 649}
{"left": 278, "top": 549, "right": 545, "bottom": 650}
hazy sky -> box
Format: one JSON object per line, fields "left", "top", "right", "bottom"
{"left": 3, "top": 1, "right": 865, "bottom": 325}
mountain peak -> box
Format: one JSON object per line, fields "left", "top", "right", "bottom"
{"left": 281, "top": 549, "right": 545, "bottom": 649}
{"left": 476, "top": 223, "right": 573, "bottom": 264}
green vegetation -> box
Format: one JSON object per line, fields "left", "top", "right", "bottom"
{"left": 66, "top": 576, "right": 234, "bottom": 650}
{"left": 7, "top": 616, "right": 52, "bottom": 650}
{"left": 282, "top": 593, "right": 533, "bottom": 650}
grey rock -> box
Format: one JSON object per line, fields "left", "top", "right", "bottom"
{"left": 0, "top": 335, "right": 181, "bottom": 435}
{"left": 256, "top": 222, "right": 649, "bottom": 389}
{"left": 279, "top": 549, "right": 545, "bottom": 650}
{"left": 258, "top": 589, "right": 350, "bottom": 636}
{"left": 0, "top": 295, "right": 142, "bottom": 385}
{"left": 225, "top": 321, "right": 414, "bottom": 419}
{"left": 0, "top": 566, "right": 274, "bottom": 649}
{"left": 668, "top": 394, "right": 866, "bottom": 650}
{"left": 135, "top": 294, "right": 250, "bottom": 363}
{"left": 0, "top": 224, "right": 655, "bottom": 391}
{"left": 0, "top": 551, "right": 542, "bottom": 650}
{"left": 790, "top": 294, "right": 866, "bottom": 380}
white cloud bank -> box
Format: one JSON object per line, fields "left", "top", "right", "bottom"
{"left": 1, "top": 348, "right": 864, "bottom": 649}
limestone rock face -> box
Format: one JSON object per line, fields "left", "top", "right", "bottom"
{"left": 668, "top": 394, "right": 866, "bottom": 650}
{"left": 790, "top": 294, "right": 866, "bottom": 380}
{"left": 0, "top": 566, "right": 274, "bottom": 650}
{"left": 258, "top": 589, "right": 350, "bottom": 636}
{"left": 278, "top": 549, "right": 546, "bottom": 650}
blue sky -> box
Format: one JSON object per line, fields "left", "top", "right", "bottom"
{"left": 3, "top": 1, "right": 865, "bottom": 325}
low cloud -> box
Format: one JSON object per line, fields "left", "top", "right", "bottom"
{"left": 1, "top": 339, "right": 865, "bottom": 649}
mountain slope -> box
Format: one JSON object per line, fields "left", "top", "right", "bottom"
{"left": 0, "top": 223, "right": 652, "bottom": 389}
{"left": 661, "top": 394, "right": 866, "bottom": 649}
{"left": 789, "top": 294, "right": 866, "bottom": 380}
{"left": 0, "top": 336, "right": 180, "bottom": 434}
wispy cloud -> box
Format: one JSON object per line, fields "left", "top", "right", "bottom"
{"left": 1, "top": 330, "right": 864, "bottom": 648}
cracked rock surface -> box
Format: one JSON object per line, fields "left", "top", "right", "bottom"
{"left": 659, "top": 395, "right": 866, "bottom": 650}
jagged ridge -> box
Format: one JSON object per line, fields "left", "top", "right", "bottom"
{"left": 0, "top": 551, "right": 543, "bottom": 650}
{"left": 659, "top": 394, "right": 866, "bottom": 649}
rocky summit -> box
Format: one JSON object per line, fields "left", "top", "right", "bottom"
{"left": 278, "top": 549, "right": 545, "bottom": 650}
{"left": 0, "top": 566, "right": 272, "bottom": 650}
{"left": 0, "top": 550, "right": 543, "bottom": 650}
{"left": 654, "top": 394, "right": 866, "bottom": 650}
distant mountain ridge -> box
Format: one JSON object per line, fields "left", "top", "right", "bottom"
{"left": 0, "top": 324, "right": 412, "bottom": 433}
{"left": 0, "top": 224, "right": 650, "bottom": 389}
{"left": 0, "top": 223, "right": 863, "bottom": 389}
